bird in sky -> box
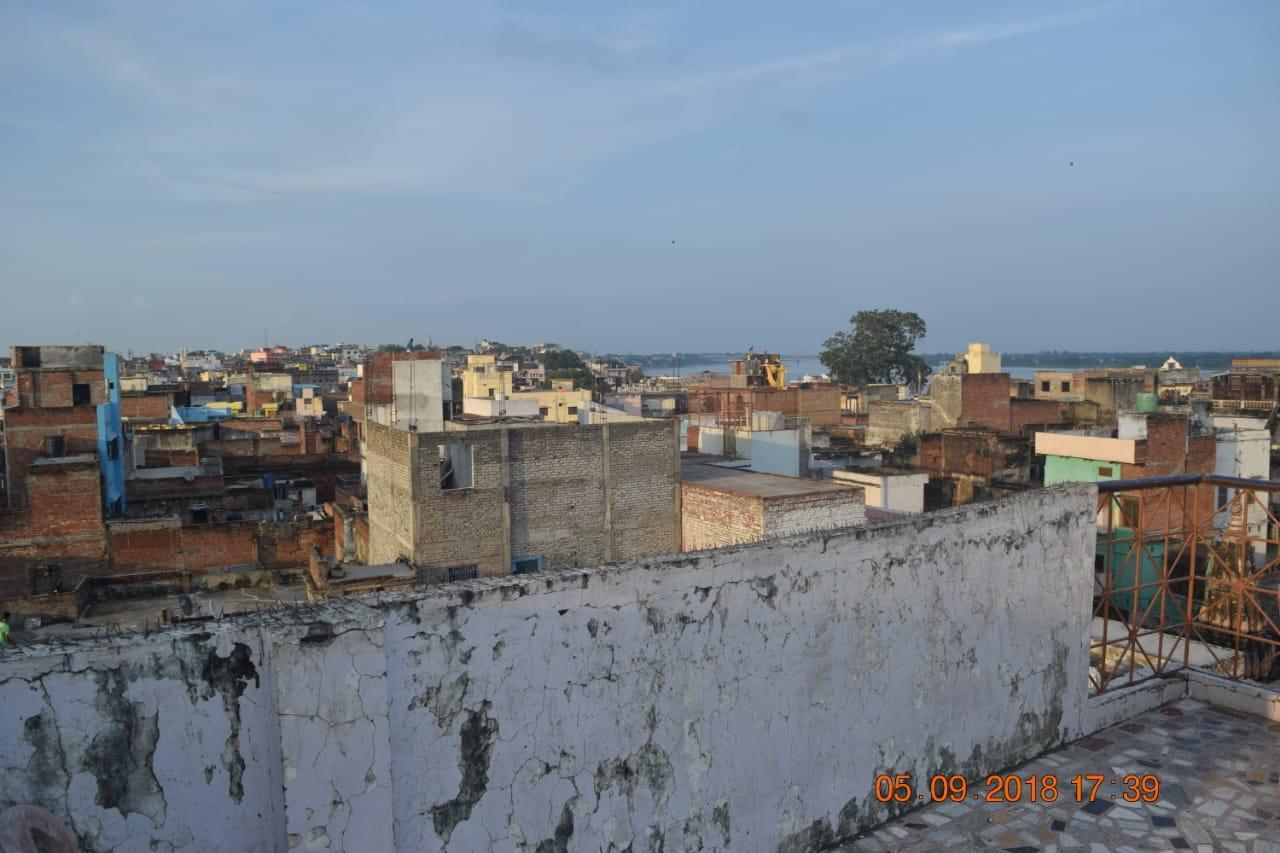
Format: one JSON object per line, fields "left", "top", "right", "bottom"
{"left": 1069, "top": 161, "right": 1074, "bottom": 166}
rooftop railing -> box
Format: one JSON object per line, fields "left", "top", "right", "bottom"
{"left": 1091, "top": 474, "right": 1280, "bottom": 693}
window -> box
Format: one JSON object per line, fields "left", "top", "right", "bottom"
{"left": 445, "top": 565, "right": 479, "bottom": 582}
{"left": 1097, "top": 466, "right": 1112, "bottom": 477}
{"left": 1216, "top": 486, "right": 1230, "bottom": 510}
{"left": 567, "top": 406, "right": 578, "bottom": 415}
{"left": 538, "top": 407, "right": 549, "bottom": 417}
{"left": 106, "top": 438, "right": 119, "bottom": 461}
{"left": 1040, "top": 381, "right": 1051, "bottom": 392}
{"left": 1117, "top": 496, "right": 1141, "bottom": 528}
{"left": 72, "top": 383, "right": 92, "bottom": 405}
{"left": 438, "top": 442, "right": 473, "bottom": 489}
{"left": 1060, "top": 381, "right": 1071, "bottom": 392}
{"left": 511, "top": 556, "right": 544, "bottom": 575}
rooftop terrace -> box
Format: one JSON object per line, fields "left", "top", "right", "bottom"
{"left": 842, "top": 698, "right": 1280, "bottom": 852}
{"left": 681, "top": 456, "right": 859, "bottom": 498}
{"left": 0, "top": 481, "right": 1276, "bottom": 852}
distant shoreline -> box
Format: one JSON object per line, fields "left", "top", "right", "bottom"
{"left": 607, "top": 351, "right": 1278, "bottom": 371}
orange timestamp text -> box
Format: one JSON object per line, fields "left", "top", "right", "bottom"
{"left": 873, "top": 772, "right": 1161, "bottom": 805}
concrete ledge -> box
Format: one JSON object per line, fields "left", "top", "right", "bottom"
{"left": 1084, "top": 667, "right": 1280, "bottom": 730}
{"left": 1185, "top": 668, "right": 1280, "bottom": 722}
{"left": 1082, "top": 675, "right": 1186, "bottom": 735}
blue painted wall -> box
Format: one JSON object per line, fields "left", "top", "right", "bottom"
{"left": 96, "top": 353, "right": 126, "bottom": 515}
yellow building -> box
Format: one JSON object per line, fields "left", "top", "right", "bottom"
{"left": 511, "top": 380, "right": 593, "bottom": 423}
{"left": 963, "top": 342, "right": 1002, "bottom": 374}
{"left": 1034, "top": 371, "right": 1084, "bottom": 401}
{"left": 461, "top": 354, "right": 514, "bottom": 399}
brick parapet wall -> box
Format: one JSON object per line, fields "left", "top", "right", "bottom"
{"left": 680, "top": 484, "right": 764, "bottom": 551}
{"left": 762, "top": 489, "right": 865, "bottom": 538}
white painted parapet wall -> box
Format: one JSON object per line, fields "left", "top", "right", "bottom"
{"left": 0, "top": 484, "right": 1097, "bottom": 852}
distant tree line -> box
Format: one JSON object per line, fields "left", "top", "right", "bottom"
{"left": 916, "top": 351, "right": 1280, "bottom": 369}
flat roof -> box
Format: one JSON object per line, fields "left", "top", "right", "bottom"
{"left": 32, "top": 454, "right": 97, "bottom": 467}
{"left": 681, "top": 458, "right": 862, "bottom": 499}
{"left": 334, "top": 563, "right": 418, "bottom": 583}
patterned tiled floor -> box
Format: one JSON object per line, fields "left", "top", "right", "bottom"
{"left": 840, "top": 699, "right": 1280, "bottom": 852}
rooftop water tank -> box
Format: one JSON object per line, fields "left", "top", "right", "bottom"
{"left": 1136, "top": 392, "right": 1158, "bottom": 413}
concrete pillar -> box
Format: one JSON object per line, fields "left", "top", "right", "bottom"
{"left": 500, "top": 429, "right": 512, "bottom": 574}
{"left": 601, "top": 424, "right": 613, "bottom": 563}
{"left": 342, "top": 514, "right": 356, "bottom": 562}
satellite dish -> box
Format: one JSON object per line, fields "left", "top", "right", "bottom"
{"left": 178, "top": 595, "right": 194, "bottom": 616}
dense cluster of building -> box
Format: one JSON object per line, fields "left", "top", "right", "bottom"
{"left": 0, "top": 339, "right": 1276, "bottom": 637}
{"left": 0, "top": 336, "right": 1277, "bottom": 853}
{"left": 859, "top": 343, "right": 1279, "bottom": 515}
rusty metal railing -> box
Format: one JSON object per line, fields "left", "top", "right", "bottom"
{"left": 1090, "top": 474, "right": 1280, "bottom": 693}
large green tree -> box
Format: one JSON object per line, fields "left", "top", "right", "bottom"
{"left": 539, "top": 349, "right": 586, "bottom": 371}
{"left": 820, "top": 309, "right": 931, "bottom": 388}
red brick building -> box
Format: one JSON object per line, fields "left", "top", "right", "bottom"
{"left": 3, "top": 345, "right": 108, "bottom": 506}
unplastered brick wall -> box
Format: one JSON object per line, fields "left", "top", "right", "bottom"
{"left": 0, "top": 460, "right": 108, "bottom": 588}
{"left": 1119, "top": 415, "right": 1216, "bottom": 533}
{"left": 763, "top": 489, "right": 865, "bottom": 539}
{"left": 259, "top": 522, "right": 331, "bottom": 568}
{"left": 507, "top": 426, "right": 607, "bottom": 567}
{"left": 24, "top": 461, "right": 105, "bottom": 541}
{"left": 365, "top": 420, "right": 680, "bottom": 577}
{"left": 365, "top": 422, "right": 414, "bottom": 564}
{"left": 108, "top": 519, "right": 183, "bottom": 571}
{"left": 868, "top": 400, "right": 928, "bottom": 447}
{"left": 108, "top": 517, "right": 333, "bottom": 574}
{"left": 0, "top": 462, "right": 110, "bottom": 597}
{"left": 2, "top": 405, "right": 99, "bottom": 504}
{"left": 13, "top": 369, "right": 106, "bottom": 409}
{"left": 120, "top": 392, "right": 173, "bottom": 419}
{"left": 605, "top": 421, "right": 682, "bottom": 561}
{"left": 1010, "top": 398, "right": 1069, "bottom": 435}
{"left": 681, "top": 484, "right": 763, "bottom": 550}
{"left": 789, "top": 384, "right": 842, "bottom": 428}
{"left": 959, "top": 373, "right": 1012, "bottom": 432}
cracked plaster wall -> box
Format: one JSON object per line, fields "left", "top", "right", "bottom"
{"left": 0, "top": 484, "right": 1095, "bottom": 852}
{"left": 0, "top": 630, "right": 286, "bottom": 852}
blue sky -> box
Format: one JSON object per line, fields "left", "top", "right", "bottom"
{"left": 1, "top": 1, "right": 1276, "bottom": 354}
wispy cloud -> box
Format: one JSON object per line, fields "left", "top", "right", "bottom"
{"left": 231, "top": 10, "right": 1095, "bottom": 201}
{"left": 1, "top": 4, "right": 1100, "bottom": 205}
{"left": 216, "top": 166, "right": 435, "bottom": 196}
{"left": 673, "top": 10, "right": 1093, "bottom": 93}
{"left": 489, "top": 20, "right": 661, "bottom": 71}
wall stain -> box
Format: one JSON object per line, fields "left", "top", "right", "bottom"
{"left": 200, "top": 642, "right": 261, "bottom": 804}
{"left": 84, "top": 668, "right": 165, "bottom": 825}
{"left": 533, "top": 799, "right": 576, "bottom": 853}
{"left": 430, "top": 700, "right": 499, "bottom": 844}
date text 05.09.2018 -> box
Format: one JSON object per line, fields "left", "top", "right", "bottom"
{"left": 873, "top": 773, "right": 1161, "bottom": 805}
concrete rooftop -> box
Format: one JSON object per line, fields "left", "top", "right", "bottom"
{"left": 681, "top": 457, "right": 862, "bottom": 498}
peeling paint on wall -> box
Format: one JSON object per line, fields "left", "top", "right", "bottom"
{"left": 0, "top": 484, "right": 1096, "bottom": 852}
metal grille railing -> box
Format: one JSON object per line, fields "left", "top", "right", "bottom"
{"left": 1091, "top": 474, "right": 1280, "bottom": 693}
